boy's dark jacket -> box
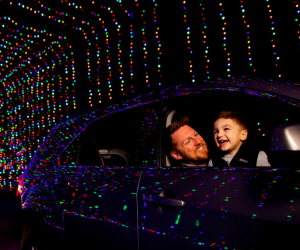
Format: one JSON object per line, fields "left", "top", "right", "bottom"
{"left": 210, "top": 141, "right": 260, "bottom": 167}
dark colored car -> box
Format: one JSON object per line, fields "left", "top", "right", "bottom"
{"left": 18, "top": 78, "right": 300, "bottom": 250}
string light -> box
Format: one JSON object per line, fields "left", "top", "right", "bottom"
{"left": 219, "top": 2, "right": 231, "bottom": 77}
{"left": 200, "top": 0, "right": 210, "bottom": 80}
{"left": 183, "top": 1, "right": 195, "bottom": 83}
{"left": 266, "top": 0, "right": 281, "bottom": 78}
{"left": 240, "top": 0, "right": 255, "bottom": 72}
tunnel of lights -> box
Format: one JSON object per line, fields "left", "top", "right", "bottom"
{"left": 1, "top": 0, "right": 300, "bottom": 190}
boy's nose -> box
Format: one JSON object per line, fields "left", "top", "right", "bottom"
{"left": 217, "top": 131, "right": 223, "bottom": 137}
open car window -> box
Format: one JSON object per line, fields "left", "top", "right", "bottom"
{"left": 163, "top": 90, "right": 300, "bottom": 167}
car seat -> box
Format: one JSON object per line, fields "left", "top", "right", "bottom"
{"left": 98, "top": 148, "right": 130, "bottom": 166}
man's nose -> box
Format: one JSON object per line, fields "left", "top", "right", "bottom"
{"left": 194, "top": 137, "right": 201, "bottom": 145}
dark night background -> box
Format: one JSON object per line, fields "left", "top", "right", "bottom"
{"left": 0, "top": 0, "right": 300, "bottom": 249}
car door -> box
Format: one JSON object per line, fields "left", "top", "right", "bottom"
{"left": 58, "top": 102, "right": 161, "bottom": 249}
{"left": 137, "top": 89, "right": 300, "bottom": 249}
{"left": 138, "top": 168, "right": 300, "bottom": 250}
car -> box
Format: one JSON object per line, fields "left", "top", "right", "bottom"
{"left": 18, "top": 77, "right": 300, "bottom": 250}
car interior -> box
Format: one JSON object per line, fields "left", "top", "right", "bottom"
{"left": 76, "top": 104, "right": 160, "bottom": 167}
{"left": 70, "top": 89, "right": 300, "bottom": 167}
{"left": 162, "top": 90, "right": 300, "bottom": 167}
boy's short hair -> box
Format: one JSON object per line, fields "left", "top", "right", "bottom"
{"left": 163, "top": 116, "right": 190, "bottom": 153}
{"left": 216, "top": 111, "right": 248, "bottom": 131}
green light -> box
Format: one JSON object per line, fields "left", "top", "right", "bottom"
{"left": 175, "top": 214, "right": 181, "bottom": 225}
{"left": 123, "top": 205, "right": 127, "bottom": 211}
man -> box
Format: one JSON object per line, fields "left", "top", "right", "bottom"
{"left": 164, "top": 117, "right": 209, "bottom": 166}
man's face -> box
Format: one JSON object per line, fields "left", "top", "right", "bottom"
{"left": 170, "top": 125, "right": 209, "bottom": 165}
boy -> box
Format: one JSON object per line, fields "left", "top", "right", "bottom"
{"left": 208, "top": 111, "right": 271, "bottom": 167}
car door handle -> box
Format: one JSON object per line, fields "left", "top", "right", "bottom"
{"left": 143, "top": 194, "right": 186, "bottom": 207}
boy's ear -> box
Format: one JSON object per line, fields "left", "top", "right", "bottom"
{"left": 171, "top": 151, "right": 183, "bottom": 160}
{"left": 240, "top": 130, "right": 248, "bottom": 141}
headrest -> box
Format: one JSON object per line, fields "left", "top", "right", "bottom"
{"left": 98, "top": 148, "right": 130, "bottom": 166}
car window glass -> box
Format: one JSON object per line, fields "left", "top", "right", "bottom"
{"left": 77, "top": 103, "right": 160, "bottom": 166}
{"left": 59, "top": 136, "right": 80, "bottom": 166}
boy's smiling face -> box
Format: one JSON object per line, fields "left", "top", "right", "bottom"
{"left": 213, "top": 118, "right": 248, "bottom": 155}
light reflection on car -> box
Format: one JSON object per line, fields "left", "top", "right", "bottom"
{"left": 18, "top": 78, "right": 300, "bottom": 250}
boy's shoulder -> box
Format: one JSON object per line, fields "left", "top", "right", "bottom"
{"left": 209, "top": 141, "right": 262, "bottom": 167}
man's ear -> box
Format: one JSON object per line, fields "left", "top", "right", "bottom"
{"left": 170, "top": 151, "right": 183, "bottom": 160}
{"left": 241, "top": 130, "right": 248, "bottom": 141}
